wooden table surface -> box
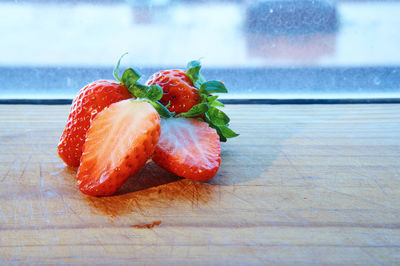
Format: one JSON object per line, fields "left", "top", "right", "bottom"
{"left": 0, "top": 104, "right": 399, "bottom": 264}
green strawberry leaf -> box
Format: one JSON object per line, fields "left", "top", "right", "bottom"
{"left": 207, "top": 107, "right": 230, "bottom": 125}
{"left": 130, "top": 84, "right": 163, "bottom": 102}
{"left": 215, "top": 127, "right": 228, "bottom": 142}
{"left": 206, "top": 95, "right": 218, "bottom": 104}
{"left": 205, "top": 113, "right": 227, "bottom": 142}
{"left": 130, "top": 84, "right": 148, "bottom": 98}
{"left": 218, "top": 125, "right": 239, "bottom": 138}
{"left": 207, "top": 95, "right": 224, "bottom": 107}
{"left": 146, "top": 85, "right": 163, "bottom": 102}
{"left": 186, "top": 60, "right": 201, "bottom": 81}
{"left": 205, "top": 116, "right": 238, "bottom": 142}
{"left": 177, "top": 103, "right": 209, "bottom": 118}
{"left": 121, "top": 68, "right": 141, "bottom": 88}
{"left": 186, "top": 60, "right": 205, "bottom": 88}
{"left": 211, "top": 100, "right": 224, "bottom": 107}
{"left": 200, "top": 80, "right": 227, "bottom": 95}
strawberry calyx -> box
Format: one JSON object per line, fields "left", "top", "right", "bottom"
{"left": 140, "top": 98, "right": 173, "bottom": 119}
{"left": 113, "top": 53, "right": 173, "bottom": 118}
{"left": 178, "top": 60, "right": 239, "bottom": 142}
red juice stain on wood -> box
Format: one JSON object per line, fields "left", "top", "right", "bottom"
{"left": 130, "top": 220, "right": 162, "bottom": 229}
{"left": 85, "top": 171, "right": 214, "bottom": 217}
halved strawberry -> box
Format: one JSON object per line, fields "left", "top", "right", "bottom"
{"left": 152, "top": 118, "right": 221, "bottom": 181}
{"left": 58, "top": 54, "right": 165, "bottom": 167}
{"left": 76, "top": 99, "right": 161, "bottom": 196}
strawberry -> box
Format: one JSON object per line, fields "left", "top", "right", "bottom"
{"left": 58, "top": 54, "right": 164, "bottom": 167}
{"left": 77, "top": 99, "right": 161, "bottom": 196}
{"left": 145, "top": 69, "right": 200, "bottom": 114}
{"left": 146, "top": 60, "right": 239, "bottom": 142}
{"left": 58, "top": 80, "right": 132, "bottom": 167}
{"left": 152, "top": 117, "right": 221, "bottom": 181}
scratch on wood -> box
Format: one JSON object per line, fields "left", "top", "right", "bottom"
{"left": 56, "top": 189, "right": 85, "bottom": 224}
{"left": 38, "top": 162, "right": 52, "bottom": 219}
{"left": 0, "top": 156, "right": 18, "bottom": 183}
{"left": 226, "top": 187, "right": 254, "bottom": 208}
{"left": 281, "top": 151, "right": 309, "bottom": 185}
{"left": 320, "top": 185, "right": 391, "bottom": 209}
{"left": 373, "top": 177, "right": 387, "bottom": 196}
{"left": 18, "top": 155, "right": 30, "bottom": 181}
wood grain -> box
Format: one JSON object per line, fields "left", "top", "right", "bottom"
{"left": 0, "top": 104, "right": 399, "bottom": 264}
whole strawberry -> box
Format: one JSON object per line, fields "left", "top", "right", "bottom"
{"left": 147, "top": 60, "right": 239, "bottom": 142}
{"left": 145, "top": 69, "right": 200, "bottom": 114}
{"left": 58, "top": 80, "right": 131, "bottom": 167}
{"left": 58, "top": 54, "right": 163, "bottom": 167}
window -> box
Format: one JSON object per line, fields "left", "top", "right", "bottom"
{"left": 1, "top": 0, "right": 399, "bottom": 102}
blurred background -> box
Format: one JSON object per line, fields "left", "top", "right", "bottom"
{"left": 0, "top": 0, "right": 399, "bottom": 100}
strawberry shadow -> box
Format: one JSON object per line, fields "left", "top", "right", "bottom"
{"left": 116, "top": 161, "right": 181, "bottom": 195}
{"left": 207, "top": 122, "right": 295, "bottom": 186}
{"left": 86, "top": 161, "right": 216, "bottom": 217}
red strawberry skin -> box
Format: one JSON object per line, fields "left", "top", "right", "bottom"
{"left": 145, "top": 69, "right": 201, "bottom": 114}
{"left": 152, "top": 118, "right": 221, "bottom": 181}
{"left": 77, "top": 99, "right": 161, "bottom": 196}
{"left": 58, "top": 80, "right": 132, "bottom": 167}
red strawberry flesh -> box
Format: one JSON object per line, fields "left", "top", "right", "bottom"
{"left": 77, "top": 99, "right": 161, "bottom": 196}
{"left": 152, "top": 118, "right": 221, "bottom": 181}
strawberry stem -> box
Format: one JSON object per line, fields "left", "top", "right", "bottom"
{"left": 141, "top": 99, "right": 174, "bottom": 118}
{"left": 113, "top": 52, "right": 129, "bottom": 82}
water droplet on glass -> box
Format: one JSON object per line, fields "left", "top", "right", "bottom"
{"left": 373, "top": 77, "right": 381, "bottom": 86}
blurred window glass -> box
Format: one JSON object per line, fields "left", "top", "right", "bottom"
{"left": 0, "top": 0, "right": 399, "bottom": 100}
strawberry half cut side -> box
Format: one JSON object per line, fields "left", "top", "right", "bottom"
{"left": 152, "top": 118, "right": 221, "bottom": 181}
{"left": 77, "top": 99, "right": 161, "bottom": 196}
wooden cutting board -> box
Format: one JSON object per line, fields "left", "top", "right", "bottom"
{"left": 0, "top": 104, "right": 399, "bottom": 264}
